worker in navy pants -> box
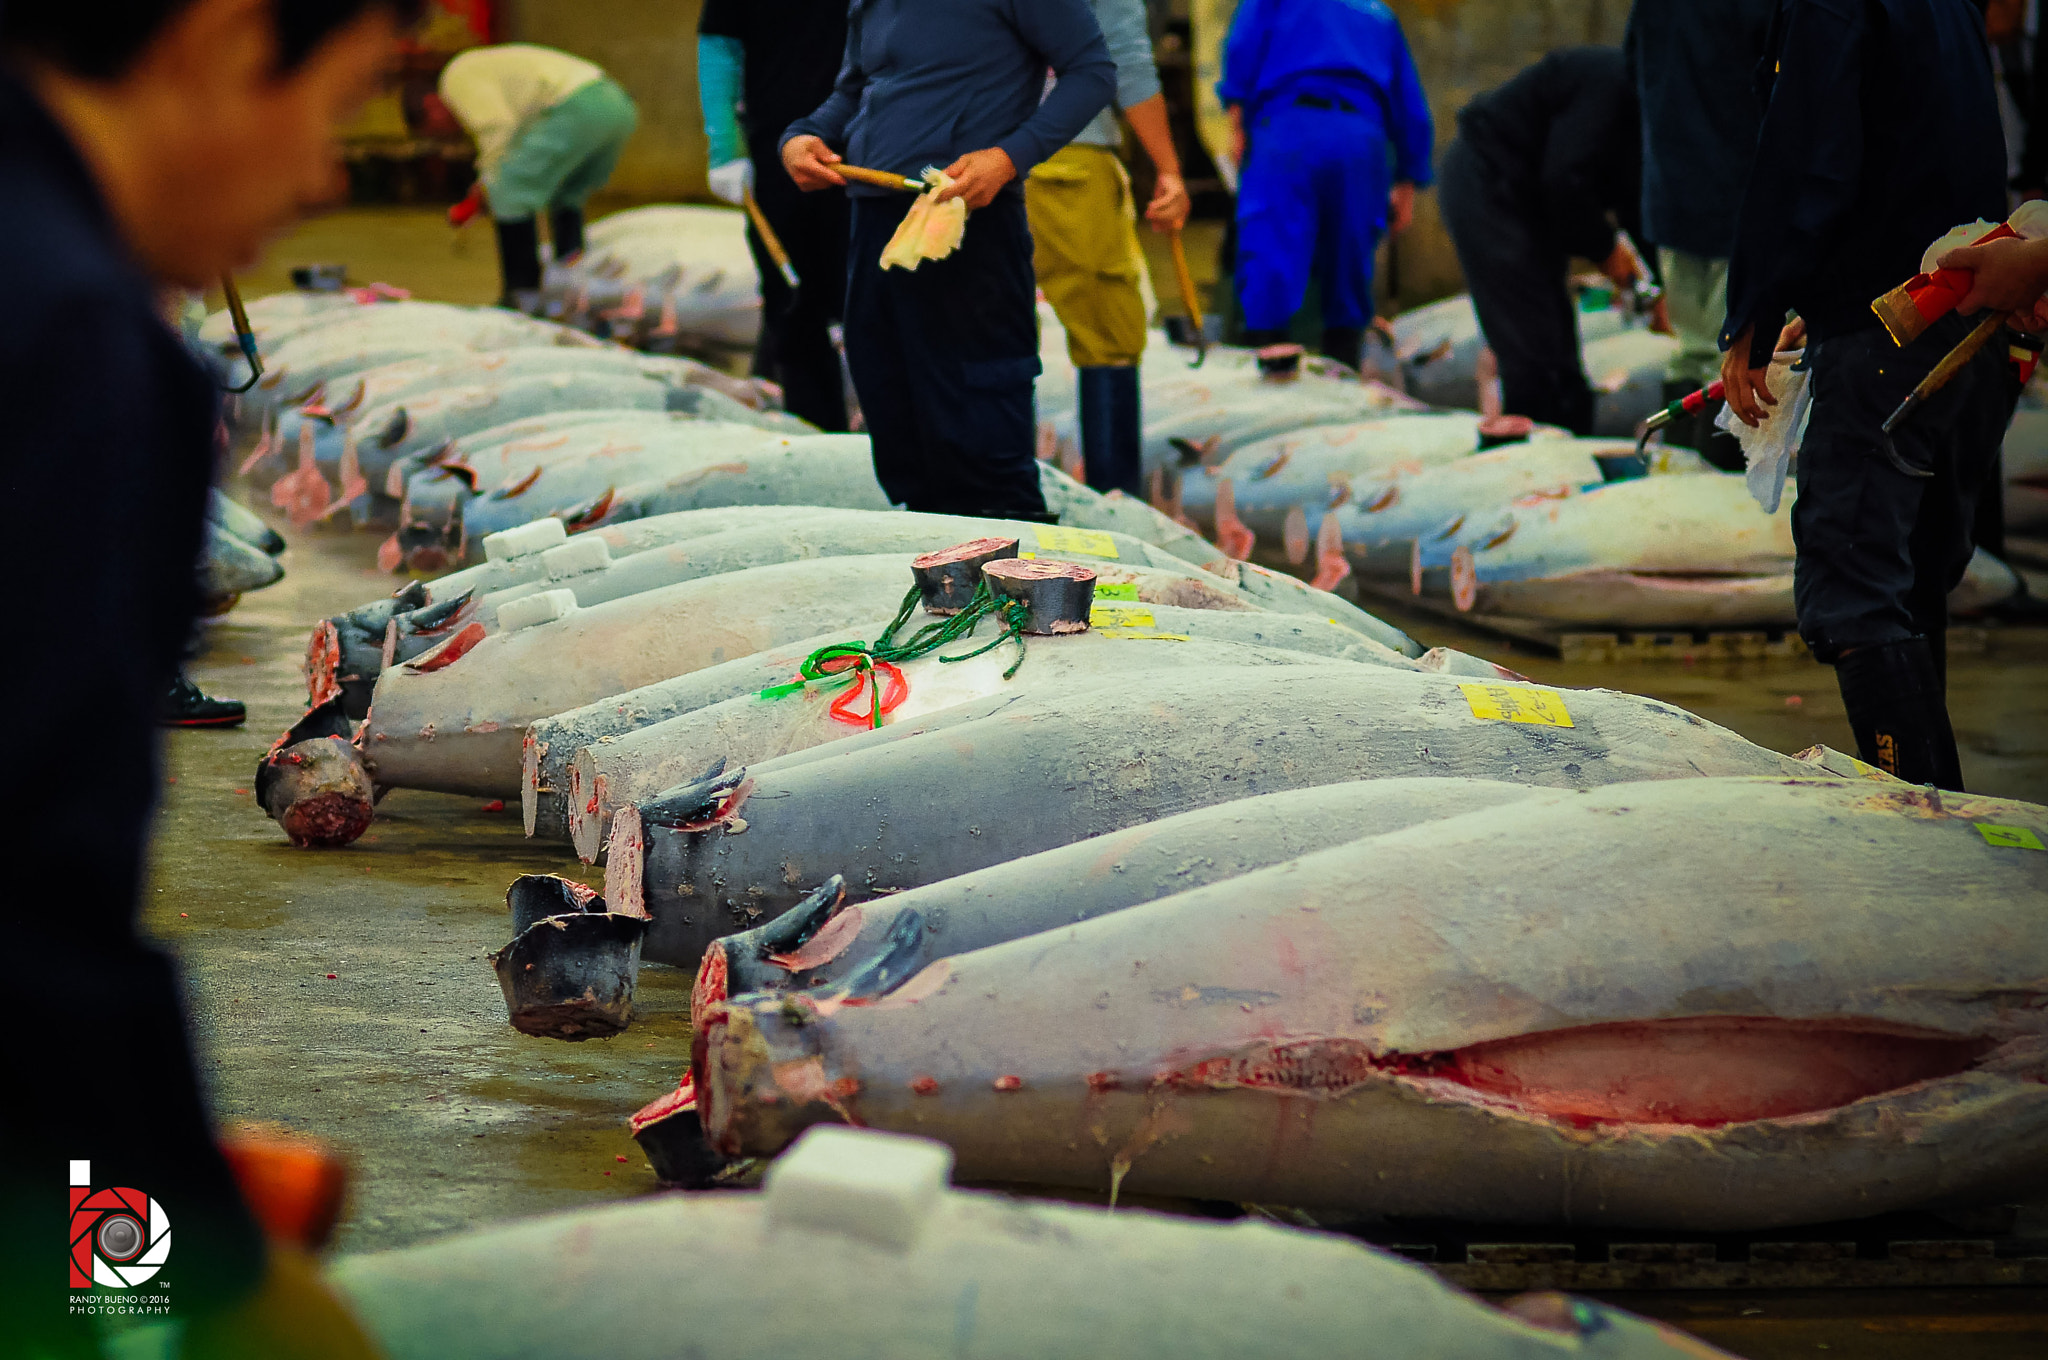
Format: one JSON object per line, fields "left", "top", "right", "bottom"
{"left": 1219, "top": 0, "right": 1432, "bottom": 370}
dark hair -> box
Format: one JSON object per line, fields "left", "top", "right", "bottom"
{"left": 2, "top": 0, "right": 426, "bottom": 80}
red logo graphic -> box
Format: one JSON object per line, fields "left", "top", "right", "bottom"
{"left": 69, "top": 1161, "right": 171, "bottom": 1289}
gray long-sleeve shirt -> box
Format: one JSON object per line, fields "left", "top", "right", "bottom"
{"left": 781, "top": 0, "right": 1116, "bottom": 195}
{"left": 1071, "top": 0, "right": 1162, "bottom": 149}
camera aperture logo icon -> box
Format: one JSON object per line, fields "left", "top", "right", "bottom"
{"left": 69, "top": 1161, "right": 171, "bottom": 1289}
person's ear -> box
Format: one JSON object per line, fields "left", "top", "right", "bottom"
{"left": 134, "top": 0, "right": 276, "bottom": 104}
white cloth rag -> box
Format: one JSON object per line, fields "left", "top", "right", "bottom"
{"left": 1714, "top": 350, "right": 1811, "bottom": 514}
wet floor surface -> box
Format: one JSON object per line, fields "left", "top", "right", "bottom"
{"left": 169, "top": 209, "right": 2048, "bottom": 1349}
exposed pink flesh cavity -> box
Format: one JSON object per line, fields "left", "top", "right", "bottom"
{"left": 304, "top": 620, "right": 342, "bottom": 707}
{"left": 1417, "top": 1017, "right": 1994, "bottom": 1127}
{"left": 1309, "top": 512, "right": 1351, "bottom": 592}
{"left": 768, "top": 906, "right": 865, "bottom": 972}
{"left": 1164, "top": 1018, "right": 1994, "bottom": 1128}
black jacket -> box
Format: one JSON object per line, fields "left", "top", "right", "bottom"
{"left": 0, "top": 67, "right": 265, "bottom": 1329}
{"left": 1454, "top": 45, "right": 1643, "bottom": 266}
{"left": 1624, "top": 0, "right": 1777, "bottom": 258}
{"left": 1722, "top": 0, "right": 2007, "bottom": 365}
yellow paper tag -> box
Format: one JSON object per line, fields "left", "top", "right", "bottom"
{"left": 1098, "top": 629, "right": 1189, "bottom": 641}
{"left": 1091, "top": 604, "right": 1156, "bottom": 628}
{"left": 1033, "top": 526, "right": 1120, "bottom": 558}
{"left": 1979, "top": 823, "right": 2046, "bottom": 851}
{"left": 1460, "top": 683, "right": 1575, "bottom": 728}
{"left": 1095, "top": 581, "right": 1140, "bottom": 600}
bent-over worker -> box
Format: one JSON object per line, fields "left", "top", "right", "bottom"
{"left": 1219, "top": 0, "right": 1432, "bottom": 372}
{"left": 438, "top": 43, "right": 638, "bottom": 307}
{"left": 1720, "top": 0, "right": 2012, "bottom": 791}
{"left": 1026, "top": 0, "right": 1190, "bottom": 497}
{"left": 782, "top": 0, "right": 1115, "bottom": 518}
{"left": 1438, "top": 46, "right": 1651, "bottom": 435}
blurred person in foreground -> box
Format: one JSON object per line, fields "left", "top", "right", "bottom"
{"left": 0, "top": 1, "right": 418, "bottom": 1355}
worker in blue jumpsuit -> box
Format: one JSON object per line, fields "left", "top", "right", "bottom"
{"left": 1218, "top": 0, "right": 1432, "bottom": 373}
{"left": 1720, "top": 0, "right": 2012, "bottom": 791}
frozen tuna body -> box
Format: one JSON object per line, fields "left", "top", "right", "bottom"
{"left": 697, "top": 777, "right": 1547, "bottom": 1023}
{"left": 1416, "top": 472, "right": 1798, "bottom": 628}
{"left": 699, "top": 777, "right": 2048, "bottom": 1230}
{"left": 199, "top": 521, "right": 285, "bottom": 606}
{"left": 329, "top": 1130, "right": 1730, "bottom": 1360}
{"left": 1138, "top": 368, "right": 1419, "bottom": 482}
{"left": 542, "top": 204, "right": 761, "bottom": 349}
{"left": 610, "top": 668, "right": 1806, "bottom": 963}
{"left": 1388, "top": 294, "right": 1631, "bottom": 411}
{"left": 521, "top": 602, "right": 1397, "bottom": 843}
{"left": 1328, "top": 440, "right": 1699, "bottom": 582}
{"left": 561, "top": 632, "right": 1391, "bottom": 862}
{"left": 356, "top": 553, "right": 1256, "bottom": 803}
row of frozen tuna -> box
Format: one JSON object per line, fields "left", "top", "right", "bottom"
{"left": 534, "top": 204, "right": 762, "bottom": 353}
{"left": 259, "top": 496, "right": 2048, "bottom": 1236}
{"left": 201, "top": 490, "right": 288, "bottom": 611}
{"left": 325, "top": 1124, "right": 1741, "bottom": 1360}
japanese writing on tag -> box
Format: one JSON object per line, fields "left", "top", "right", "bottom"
{"left": 1459, "top": 683, "right": 1574, "bottom": 728}
{"left": 1094, "top": 581, "right": 1140, "bottom": 600}
{"left": 1091, "top": 604, "right": 1156, "bottom": 628}
{"left": 1979, "top": 824, "right": 2046, "bottom": 851}
{"left": 1032, "top": 526, "right": 1120, "bottom": 558}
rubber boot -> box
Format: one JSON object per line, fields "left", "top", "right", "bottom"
{"left": 1832, "top": 636, "right": 1965, "bottom": 790}
{"left": 1077, "top": 365, "right": 1143, "bottom": 497}
{"left": 1320, "top": 326, "right": 1365, "bottom": 374}
{"left": 160, "top": 673, "right": 246, "bottom": 728}
{"left": 549, "top": 206, "right": 585, "bottom": 263}
{"left": 494, "top": 216, "right": 542, "bottom": 310}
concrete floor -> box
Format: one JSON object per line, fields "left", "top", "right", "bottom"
{"left": 163, "top": 208, "right": 2048, "bottom": 1353}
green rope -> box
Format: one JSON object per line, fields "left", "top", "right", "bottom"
{"left": 759, "top": 581, "right": 1033, "bottom": 725}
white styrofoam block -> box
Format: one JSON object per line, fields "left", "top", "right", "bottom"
{"left": 763, "top": 1127, "right": 953, "bottom": 1252}
{"left": 482, "top": 517, "right": 568, "bottom": 563}
{"left": 542, "top": 535, "right": 612, "bottom": 580}
{"left": 495, "top": 588, "right": 579, "bottom": 633}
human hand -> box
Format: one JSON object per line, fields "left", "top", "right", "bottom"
{"left": 707, "top": 158, "right": 753, "bottom": 206}
{"left": 1775, "top": 316, "right": 1807, "bottom": 353}
{"left": 1388, "top": 182, "right": 1416, "bottom": 235}
{"left": 782, "top": 135, "right": 846, "bottom": 191}
{"left": 447, "top": 182, "right": 484, "bottom": 228}
{"left": 1226, "top": 104, "right": 1246, "bottom": 170}
{"left": 1600, "top": 239, "right": 1638, "bottom": 289}
{"left": 1145, "top": 172, "right": 1190, "bottom": 232}
{"left": 1719, "top": 323, "right": 1778, "bottom": 427}
{"left": 1939, "top": 233, "right": 2048, "bottom": 318}
{"left": 937, "top": 147, "right": 1016, "bottom": 209}
{"left": 1648, "top": 294, "right": 1672, "bottom": 336}
{"left": 181, "top": 1245, "right": 384, "bottom": 1360}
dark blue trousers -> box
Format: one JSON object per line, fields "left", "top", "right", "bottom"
{"left": 844, "top": 191, "right": 1046, "bottom": 517}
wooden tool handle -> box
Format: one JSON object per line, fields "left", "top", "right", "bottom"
{"left": 835, "top": 163, "right": 925, "bottom": 192}
{"left": 1912, "top": 311, "right": 2007, "bottom": 401}
{"left": 743, "top": 190, "right": 791, "bottom": 270}
{"left": 1168, "top": 230, "right": 1204, "bottom": 333}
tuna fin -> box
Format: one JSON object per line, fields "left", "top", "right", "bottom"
{"left": 563, "top": 488, "right": 616, "bottom": 533}
{"left": 1213, "top": 479, "right": 1255, "bottom": 561}
{"left": 641, "top": 761, "right": 747, "bottom": 830}
{"left": 399, "top": 587, "right": 476, "bottom": 639}
{"left": 751, "top": 875, "right": 849, "bottom": 960}
{"left": 271, "top": 424, "right": 334, "bottom": 527}
{"left": 375, "top": 407, "right": 410, "bottom": 449}
{"left": 1310, "top": 512, "right": 1352, "bottom": 593}
{"left": 376, "top": 533, "right": 402, "bottom": 574}
{"left": 827, "top": 909, "right": 925, "bottom": 1004}
{"left": 318, "top": 432, "right": 368, "bottom": 520}
{"left": 1282, "top": 505, "right": 1310, "bottom": 565}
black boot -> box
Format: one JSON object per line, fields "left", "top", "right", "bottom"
{"left": 1320, "top": 326, "right": 1365, "bottom": 374}
{"left": 1832, "top": 636, "right": 1964, "bottom": 790}
{"left": 160, "top": 674, "right": 246, "bottom": 729}
{"left": 1077, "top": 365, "right": 1143, "bottom": 497}
{"left": 549, "top": 206, "right": 585, "bottom": 263}
{"left": 494, "top": 216, "right": 542, "bottom": 309}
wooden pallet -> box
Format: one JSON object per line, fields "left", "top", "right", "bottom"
{"left": 1248, "top": 1208, "right": 2048, "bottom": 1292}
